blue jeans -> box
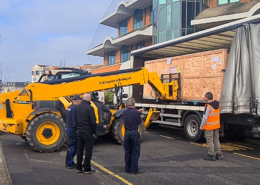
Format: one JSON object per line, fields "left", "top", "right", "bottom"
{"left": 65, "top": 129, "right": 77, "bottom": 166}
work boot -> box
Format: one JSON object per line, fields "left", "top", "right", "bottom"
{"left": 84, "top": 168, "right": 96, "bottom": 174}
{"left": 204, "top": 154, "right": 216, "bottom": 161}
{"left": 131, "top": 171, "right": 143, "bottom": 175}
{"left": 66, "top": 165, "right": 73, "bottom": 169}
{"left": 216, "top": 153, "right": 223, "bottom": 160}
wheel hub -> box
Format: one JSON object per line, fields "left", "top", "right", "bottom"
{"left": 36, "top": 121, "right": 60, "bottom": 145}
{"left": 187, "top": 120, "right": 198, "bottom": 137}
{"left": 42, "top": 128, "right": 53, "bottom": 139}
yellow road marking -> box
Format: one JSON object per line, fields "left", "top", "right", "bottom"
{"left": 159, "top": 135, "right": 174, "bottom": 140}
{"left": 233, "top": 153, "right": 260, "bottom": 161}
{"left": 224, "top": 143, "right": 253, "bottom": 150}
{"left": 190, "top": 142, "right": 206, "bottom": 147}
{"left": 234, "top": 142, "right": 260, "bottom": 149}
{"left": 190, "top": 142, "right": 254, "bottom": 152}
{"left": 91, "top": 160, "right": 133, "bottom": 185}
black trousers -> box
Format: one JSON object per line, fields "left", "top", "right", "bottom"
{"left": 65, "top": 129, "right": 77, "bottom": 166}
{"left": 76, "top": 132, "right": 94, "bottom": 171}
{"left": 124, "top": 129, "right": 140, "bottom": 173}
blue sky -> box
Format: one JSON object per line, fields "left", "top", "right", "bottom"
{"left": 0, "top": 0, "right": 118, "bottom": 82}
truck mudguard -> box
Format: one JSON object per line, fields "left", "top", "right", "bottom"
{"left": 28, "top": 108, "right": 60, "bottom": 117}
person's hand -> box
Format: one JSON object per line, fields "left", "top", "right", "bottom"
{"left": 138, "top": 108, "right": 144, "bottom": 113}
{"left": 200, "top": 127, "right": 203, "bottom": 130}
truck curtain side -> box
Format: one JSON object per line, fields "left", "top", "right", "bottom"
{"left": 133, "top": 22, "right": 260, "bottom": 141}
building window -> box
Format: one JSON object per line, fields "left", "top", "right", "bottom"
{"left": 36, "top": 70, "right": 40, "bottom": 75}
{"left": 121, "top": 45, "right": 130, "bottom": 63}
{"left": 181, "top": 0, "right": 201, "bottom": 36}
{"left": 136, "top": 41, "right": 145, "bottom": 49}
{"left": 119, "top": 19, "right": 128, "bottom": 36}
{"left": 218, "top": 0, "right": 239, "bottom": 5}
{"left": 153, "top": 0, "right": 201, "bottom": 44}
{"left": 31, "top": 71, "right": 36, "bottom": 75}
{"left": 108, "top": 51, "right": 116, "bottom": 65}
{"left": 39, "top": 70, "right": 45, "bottom": 75}
{"left": 134, "top": 9, "right": 143, "bottom": 30}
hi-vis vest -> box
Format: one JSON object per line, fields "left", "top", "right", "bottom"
{"left": 203, "top": 104, "right": 220, "bottom": 130}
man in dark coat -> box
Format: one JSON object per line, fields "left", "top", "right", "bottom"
{"left": 76, "top": 93, "right": 97, "bottom": 174}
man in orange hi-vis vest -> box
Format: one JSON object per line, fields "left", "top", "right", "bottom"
{"left": 200, "top": 92, "right": 223, "bottom": 161}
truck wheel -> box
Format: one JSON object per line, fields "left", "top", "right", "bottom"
{"left": 25, "top": 113, "right": 66, "bottom": 152}
{"left": 112, "top": 117, "right": 145, "bottom": 145}
{"left": 184, "top": 114, "right": 204, "bottom": 142}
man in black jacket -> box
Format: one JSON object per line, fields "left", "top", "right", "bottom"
{"left": 76, "top": 93, "right": 97, "bottom": 174}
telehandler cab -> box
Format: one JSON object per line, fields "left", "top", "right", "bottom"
{"left": 0, "top": 67, "right": 179, "bottom": 152}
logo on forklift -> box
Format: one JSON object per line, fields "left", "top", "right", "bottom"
{"left": 18, "top": 101, "right": 31, "bottom": 104}
{"left": 99, "top": 77, "right": 132, "bottom": 85}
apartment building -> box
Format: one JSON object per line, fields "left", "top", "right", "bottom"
{"left": 30, "top": 64, "right": 53, "bottom": 83}
{"left": 2, "top": 82, "right": 29, "bottom": 93}
{"left": 87, "top": 0, "right": 154, "bottom": 72}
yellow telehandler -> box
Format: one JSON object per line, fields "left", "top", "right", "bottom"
{"left": 0, "top": 67, "right": 179, "bottom": 152}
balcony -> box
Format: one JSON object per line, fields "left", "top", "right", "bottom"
{"left": 86, "top": 24, "right": 152, "bottom": 57}
{"left": 100, "top": 0, "right": 152, "bottom": 28}
{"left": 191, "top": 1, "right": 260, "bottom": 30}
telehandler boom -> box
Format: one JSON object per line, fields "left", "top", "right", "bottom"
{"left": 0, "top": 67, "right": 179, "bottom": 152}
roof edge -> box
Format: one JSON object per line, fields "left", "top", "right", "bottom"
{"left": 131, "top": 14, "right": 260, "bottom": 56}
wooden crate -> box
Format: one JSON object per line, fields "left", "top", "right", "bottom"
{"left": 143, "top": 49, "right": 228, "bottom": 101}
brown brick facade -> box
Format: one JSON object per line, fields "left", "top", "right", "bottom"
{"left": 209, "top": 0, "right": 252, "bottom": 8}
{"left": 145, "top": 39, "right": 152, "bottom": 47}
{"left": 91, "top": 64, "right": 121, "bottom": 74}
{"left": 144, "top": 6, "right": 151, "bottom": 25}
{"left": 115, "top": 49, "right": 121, "bottom": 63}
{"left": 104, "top": 53, "right": 108, "bottom": 66}
{"left": 128, "top": 16, "right": 134, "bottom": 32}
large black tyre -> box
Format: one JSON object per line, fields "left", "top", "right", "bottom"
{"left": 184, "top": 114, "right": 204, "bottom": 142}
{"left": 20, "top": 136, "right": 28, "bottom": 142}
{"left": 112, "top": 117, "right": 145, "bottom": 145}
{"left": 25, "top": 113, "right": 66, "bottom": 152}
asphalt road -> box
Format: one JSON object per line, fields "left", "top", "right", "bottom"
{"left": 2, "top": 124, "right": 260, "bottom": 185}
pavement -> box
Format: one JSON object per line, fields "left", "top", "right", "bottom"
{"left": 0, "top": 133, "right": 12, "bottom": 185}
{"left": 1, "top": 125, "right": 260, "bottom": 185}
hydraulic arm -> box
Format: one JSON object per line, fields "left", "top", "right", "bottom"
{"left": 17, "top": 67, "right": 178, "bottom": 101}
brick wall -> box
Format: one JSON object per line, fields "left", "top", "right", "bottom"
{"left": 144, "top": 7, "right": 151, "bottom": 25}
{"left": 116, "top": 49, "right": 121, "bottom": 63}
{"left": 104, "top": 53, "right": 108, "bottom": 66}
{"left": 241, "top": 0, "right": 251, "bottom": 3}
{"left": 91, "top": 64, "right": 122, "bottom": 74}
{"left": 118, "top": 25, "right": 120, "bottom": 37}
{"left": 128, "top": 16, "right": 134, "bottom": 32}
{"left": 209, "top": 0, "right": 252, "bottom": 8}
{"left": 209, "top": 0, "right": 218, "bottom": 8}
{"left": 145, "top": 39, "right": 152, "bottom": 47}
